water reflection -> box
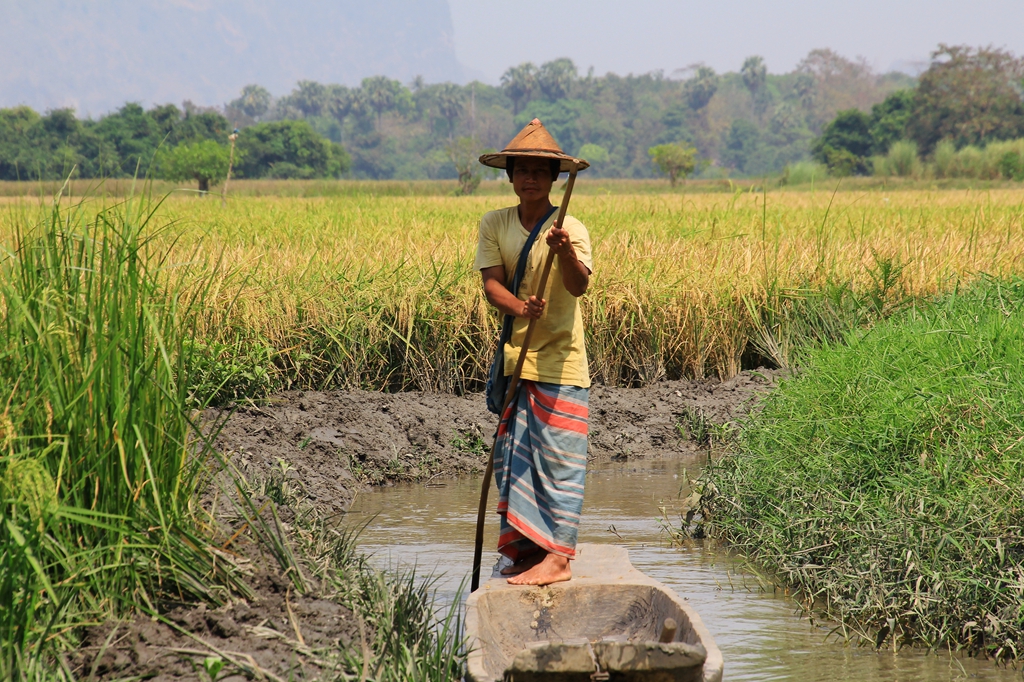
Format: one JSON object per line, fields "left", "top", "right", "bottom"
{"left": 347, "top": 458, "right": 1021, "bottom": 681}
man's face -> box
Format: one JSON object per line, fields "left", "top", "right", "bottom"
{"left": 512, "top": 157, "right": 554, "bottom": 203}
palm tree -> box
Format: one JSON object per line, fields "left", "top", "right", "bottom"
{"left": 436, "top": 83, "right": 464, "bottom": 139}
{"left": 289, "top": 80, "right": 327, "bottom": 118}
{"left": 684, "top": 65, "right": 719, "bottom": 112}
{"left": 324, "top": 85, "right": 350, "bottom": 122}
{"left": 792, "top": 73, "right": 817, "bottom": 113}
{"left": 362, "top": 76, "right": 400, "bottom": 132}
{"left": 537, "top": 58, "right": 578, "bottom": 101}
{"left": 501, "top": 63, "right": 537, "bottom": 115}
{"left": 231, "top": 84, "right": 271, "bottom": 121}
{"left": 741, "top": 56, "right": 770, "bottom": 120}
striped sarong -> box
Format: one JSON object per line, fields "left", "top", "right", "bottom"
{"left": 494, "top": 380, "right": 589, "bottom": 560}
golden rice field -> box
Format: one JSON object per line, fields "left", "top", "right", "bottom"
{"left": 6, "top": 187, "right": 1024, "bottom": 397}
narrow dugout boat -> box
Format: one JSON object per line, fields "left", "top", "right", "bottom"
{"left": 465, "top": 543, "right": 723, "bottom": 682}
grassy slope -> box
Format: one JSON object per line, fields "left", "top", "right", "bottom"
{"left": 701, "top": 278, "right": 1024, "bottom": 658}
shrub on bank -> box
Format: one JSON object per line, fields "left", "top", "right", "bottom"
{"left": 699, "top": 277, "right": 1024, "bottom": 659}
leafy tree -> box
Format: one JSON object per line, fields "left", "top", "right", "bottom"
{"left": 648, "top": 143, "right": 697, "bottom": 186}
{"left": 501, "top": 63, "right": 537, "bottom": 114}
{"left": 537, "top": 58, "right": 578, "bottom": 101}
{"left": 684, "top": 65, "right": 719, "bottom": 112}
{"left": 812, "top": 109, "right": 873, "bottom": 175}
{"left": 235, "top": 120, "right": 349, "bottom": 179}
{"left": 721, "top": 119, "right": 763, "bottom": 174}
{"left": 158, "top": 139, "right": 230, "bottom": 192}
{"left": 578, "top": 143, "right": 610, "bottom": 166}
{"left": 148, "top": 104, "right": 183, "bottom": 138}
{"left": 869, "top": 89, "right": 914, "bottom": 154}
{"left": 175, "top": 110, "right": 231, "bottom": 144}
{"left": 0, "top": 107, "right": 43, "bottom": 179}
{"left": 446, "top": 137, "right": 485, "bottom": 194}
{"left": 741, "top": 56, "right": 770, "bottom": 119}
{"left": 436, "top": 83, "right": 464, "bottom": 139}
{"left": 92, "top": 103, "right": 162, "bottom": 174}
{"left": 231, "top": 84, "right": 272, "bottom": 120}
{"left": 796, "top": 49, "right": 878, "bottom": 132}
{"left": 907, "top": 44, "right": 1024, "bottom": 154}
{"left": 661, "top": 103, "right": 691, "bottom": 135}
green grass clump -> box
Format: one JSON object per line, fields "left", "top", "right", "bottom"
{"left": 699, "top": 277, "right": 1024, "bottom": 659}
{"left": 0, "top": 195, "right": 246, "bottom": 679}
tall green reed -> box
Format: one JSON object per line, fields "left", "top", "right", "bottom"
{"left": 0, "top": 193, "right": 243, "bottom": 679}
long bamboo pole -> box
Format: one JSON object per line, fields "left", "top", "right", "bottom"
{"left": 471, "top": 163, "right": 580, "bottom": 592}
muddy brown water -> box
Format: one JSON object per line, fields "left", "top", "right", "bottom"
{"left": 349, "top": 457, "right": 1021, "bottom": 682}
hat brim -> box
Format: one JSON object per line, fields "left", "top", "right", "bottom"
{"left": 478, "top": 150, "right": 590, "bottom": 172}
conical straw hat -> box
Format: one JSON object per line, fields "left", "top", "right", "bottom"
{"left": 479, "top": 118, "right": 590, "bottom": 172}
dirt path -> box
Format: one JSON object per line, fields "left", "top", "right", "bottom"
{"left": 210, "top": 369, "right": 780, "bottom": 517}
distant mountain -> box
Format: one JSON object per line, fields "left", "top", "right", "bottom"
{"left": 0, "top": 0, "right": 466, "bottom": 116}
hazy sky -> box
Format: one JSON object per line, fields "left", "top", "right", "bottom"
{"left": 5, "top": 1, "right": 1024, "bottom": 114}
{"left": 448, "top": 0, "right": 1024, "bottom": 81}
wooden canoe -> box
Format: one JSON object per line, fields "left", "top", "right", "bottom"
{"left": 465, "top": 543, "right": 723, "bottom": 682}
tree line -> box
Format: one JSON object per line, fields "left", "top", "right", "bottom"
{"left": 0, "top": 102, "right": 348, "bottom": 184}
{"left": 2, "top": 44, "right": 1021, "bottom": 186}
{"left": 217, "top": 49, "right": 912, "bottom": 181}
{"left": 811, "top": 45, "right": 1024, "bottom": 180}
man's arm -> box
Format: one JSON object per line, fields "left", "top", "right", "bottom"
{"left": 481, "top": 265, "right": 545, "bottom": 319}
{"left": 545, "top": 223, "right": 590, "bottom": 297}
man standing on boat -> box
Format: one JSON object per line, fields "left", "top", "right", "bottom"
{"left": 474, "top": 119, "right": 592, "bottom": 586}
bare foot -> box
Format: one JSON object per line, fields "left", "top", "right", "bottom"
{"left": 507, "top": 553, "right": 571, "bottom": 586}
{"left": 500, "top": 553, "right": 543, "bottom": 575}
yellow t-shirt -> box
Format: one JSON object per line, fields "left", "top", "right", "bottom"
{"left": 473, "top": 206, "right": 593, "bottom": 388}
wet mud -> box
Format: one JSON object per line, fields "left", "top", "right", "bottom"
{"left": 74, "top": 572, "right": 359, "bottom": 682}
{"left": 210, "top": 369, "right": 779, "bottom": 516}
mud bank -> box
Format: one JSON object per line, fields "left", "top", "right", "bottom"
{"left": 212, "top": 369, "right": 780, "bottom": 517}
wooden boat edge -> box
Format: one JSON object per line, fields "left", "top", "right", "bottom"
{"left": 464, "top": 543, "right": 723, "bottom": 682}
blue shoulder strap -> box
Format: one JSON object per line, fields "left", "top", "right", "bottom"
{"left": 499, "top": 205, "right": 559, "bottom": 344}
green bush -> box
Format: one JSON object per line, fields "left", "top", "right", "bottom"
{"left": 934, "top": 141, "right": 1024, "bottom": 180}
{"left": 781, "top": 160, "right": 828, "bottom": 185}
{"left": 932, "top": 139, "right": 957, "bottom": 178}
{"left": 999, "top": 150, "right": 1024, "bottom": 180}
{"left": 872, "top": 140, "right": 921, "bottom": 178}
{"left": 987, "top": 139, "right": 1024, "bottom": 180}
{"left": 699, "top": 278, "right": 1024, "bottom": 659}
{"left": 885, "top": 140, "right": 921, "bottom": 177}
